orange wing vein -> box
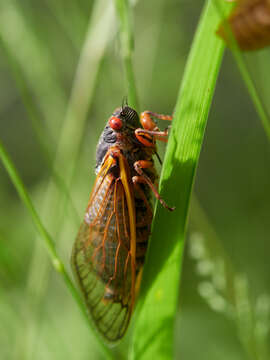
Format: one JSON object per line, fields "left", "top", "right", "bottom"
{"left": 71, "top": 150, "right": 136, "bottom": 342}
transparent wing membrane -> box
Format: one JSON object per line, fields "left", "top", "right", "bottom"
{"left": 72, "top": 160, "right": 135, "bottom": 342}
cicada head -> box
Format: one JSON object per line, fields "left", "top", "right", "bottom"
{"left": 95, "top": 106, "right": 140, "bottom": 174}
{"left": 109, "top": 106, "right": 140, "bottom": 132}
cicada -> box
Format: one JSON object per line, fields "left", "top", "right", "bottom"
{"left": 71, "top": 105, "right": 173, "bottom": 342}
{"left": 217, "top": 0, "right": 270, "bottom": 51}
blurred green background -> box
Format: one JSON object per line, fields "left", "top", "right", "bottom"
{"left": 0, "top": 0, "right": 269, "bottom": 359}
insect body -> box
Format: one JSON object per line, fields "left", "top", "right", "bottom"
{"left": 217, "top": 0, "right": 270, "bottom": 51}
{"left": 71, "top": 106, "right": 173, "bottom": 342}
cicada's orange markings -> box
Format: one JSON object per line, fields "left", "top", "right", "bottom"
{"left": 102, "top": 212, "right": 114, "bottom": 267}
{"left": 117, "top": 151, "right": 136, "bottom": 310}
{"left": 106, "top": 180, "right": 126, "bottom": 293}
{"left": 88, "top": 157, "right": 115, "bottom": 228}
{"left": 132, "top": 176, "right": 153, "bottom": 226}
{"left": 134, "top": 159, "right": 175, "bottom": 212}
{"left": 71, "top": 105, "right": 174, "bottom": 342}
{"left": 121, "top": 193, "right": 129, "bottom": 239}
{"left": 87, "top": 157, "right": 112, "bottom": 205}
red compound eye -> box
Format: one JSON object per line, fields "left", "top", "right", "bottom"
{"left": 109, "top": 116, "right": 122, "bottom": 130}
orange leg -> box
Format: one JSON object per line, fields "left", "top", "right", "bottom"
{"left": 140, "top": 111, "right": 173, "bottom": 131}
{"left": 134, "top": 129, "right": 156, "bottom": 147}
{"left": 135, "top": 128, "right": 170, "bottom": 147}
{"left": 134, "top": 160, "right": 175, "bottom": 211}
{"left": 135, "top": 111, "right": 172, "bottom": 146}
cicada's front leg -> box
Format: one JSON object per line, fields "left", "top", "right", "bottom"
{"left": 135, "top": 111, "right": 173, "bottom": 146}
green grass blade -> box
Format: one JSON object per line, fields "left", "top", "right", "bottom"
{"left": 61, "top": 0, "right": 115, "bottom": 168}
{"left": 41, "top": 0, "right": 115, "bottom": 228}
{"left": 0, "top": 0, "right": 67, "bottom": 137}
{"left": 0, "top": 140, "right": 113, "bottom": 360}
{"left": 214, "top": 0, "right": 270, "bottom": 142}
{"left": 114, "top": 0, "right": 139, "bottom": 110}
{"left": 233, "top": 54, "right": 270, "bottom": 141}
{"left": 189, "top": 196, "right": 270, "bottom": 360}
{"left": 0, "top": 36, "right": 80, "bottom": 227}
{"left": 131, "top": 0, "right": 233, "bottom": 358}
{"left": 44, "top": 0, "right": 88, "bottom": 50}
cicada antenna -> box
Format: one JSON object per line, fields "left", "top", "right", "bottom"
{"left": 122, "top": 96, "right": 128, "bottom": 110}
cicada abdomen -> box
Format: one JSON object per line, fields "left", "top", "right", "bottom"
{"left": 217, "top": 0, "right": 270, "bottom": 51}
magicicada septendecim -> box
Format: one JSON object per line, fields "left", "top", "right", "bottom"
{"left": 217, "top": 0, "right": 270, "bottom": 51}
{"left": 71, "top": 105, "right": 174, "bottom": 342}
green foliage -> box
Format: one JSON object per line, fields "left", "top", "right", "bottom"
{"left": 0, "top": 0, "right": 270, "bottom": 359}
{"left": 131, "top": 1, "right": 233, "bottom": 358}
{"left": 114, "top": 0, "right": 139, "bottom": 110}
{"left": 214, "top": 0, "right": 270, "bottom": 141}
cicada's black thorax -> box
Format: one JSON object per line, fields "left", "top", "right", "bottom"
{"left": 95, "top": 126, "right": 117, "bottom": 174}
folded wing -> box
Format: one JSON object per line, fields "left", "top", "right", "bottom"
{"left": 72, "top": 154, "right": 136, "bottom": 342}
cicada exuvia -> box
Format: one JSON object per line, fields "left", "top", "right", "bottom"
{"left": 71, "top": 105, "right": 173, "bottom": 343}
{"left": 217, "top": 0, "right": 270, "bottom": 51}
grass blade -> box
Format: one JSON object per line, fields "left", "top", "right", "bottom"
{"left": 189, "top": 196, "right": 270, "bottom": 360}
{"left": 114, "top": 0, "right": 139, "bottom": 110}
{"left": 214, "top": 0, "right": 270, "bottom": 142}
{"left": 131, "top": 0, "right": 233, "bottom": 358}
{"left": 0, "top": 0, "right": 67, "bottom": 137}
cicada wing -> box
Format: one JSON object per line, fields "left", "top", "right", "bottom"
{"left": 72, "top": 159, "right": 136, "bottom": 342}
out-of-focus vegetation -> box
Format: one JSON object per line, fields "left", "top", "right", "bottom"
{"left": 0, "top": 0, "right": 269, "bottom": 359}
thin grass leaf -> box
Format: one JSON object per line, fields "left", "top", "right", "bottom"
{"left": 61, "top": 0, "right": 115, "bottom": 170}
{"left": 233, "top": 55, "right": 270, "bottom": 141}
{"left": 40, "top": 0, "right": 116, "bottom": 232}
{"left": 190, "top": 196, "right": 270, "bottom": 360}
{"left": 131, "top": 0, "right": 234, "bottom": 358}
{"left": 0, "top": 36, "right": 80, "bottom": 227}
{"left": 114, "top": 0, "right": 139, "bottom": 110}
{"left": 0, "top": 0, "right": 67, "bottom": 138}
{"left": 0, "top": 140, "right": 114, "bottom": 360}
{"left": 44, "top": 0, "right": 88, "bottom": 50}
{"left": 214, "top": 0, "right": 270, "bottom": 141}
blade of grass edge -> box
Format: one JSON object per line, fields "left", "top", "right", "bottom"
{"left": 0, "top": 35, "right": 80, "bottom": 227}
{"left": 0, "top": 141, "right": 114, "bottom": 360}
{"left": 131, "top": 0, "right": 233, "bottom": 359}
{"left": 214, "top": 0, "right": 270, "bottom": 142}
{"left": 114, "top": 0, "right": 140, "bottom": 111}
{"left": 190, "top": 195, "right": 270, "bottom": 360}
{"left": 0, "top": 0, "right": 67, "bottom": 139}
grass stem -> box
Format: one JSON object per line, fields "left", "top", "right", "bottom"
{"left": 114, "top": 0, "right": 139, "bottom": 111}
{"left": 131, "top": 1, "right": 233, "bottom": 358}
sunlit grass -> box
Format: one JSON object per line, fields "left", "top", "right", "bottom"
{"left": 131, "top": 1, "right": 233, "bottom": 358}
{"left": 0, "top": 0, "right": 270, "bottom": 359}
